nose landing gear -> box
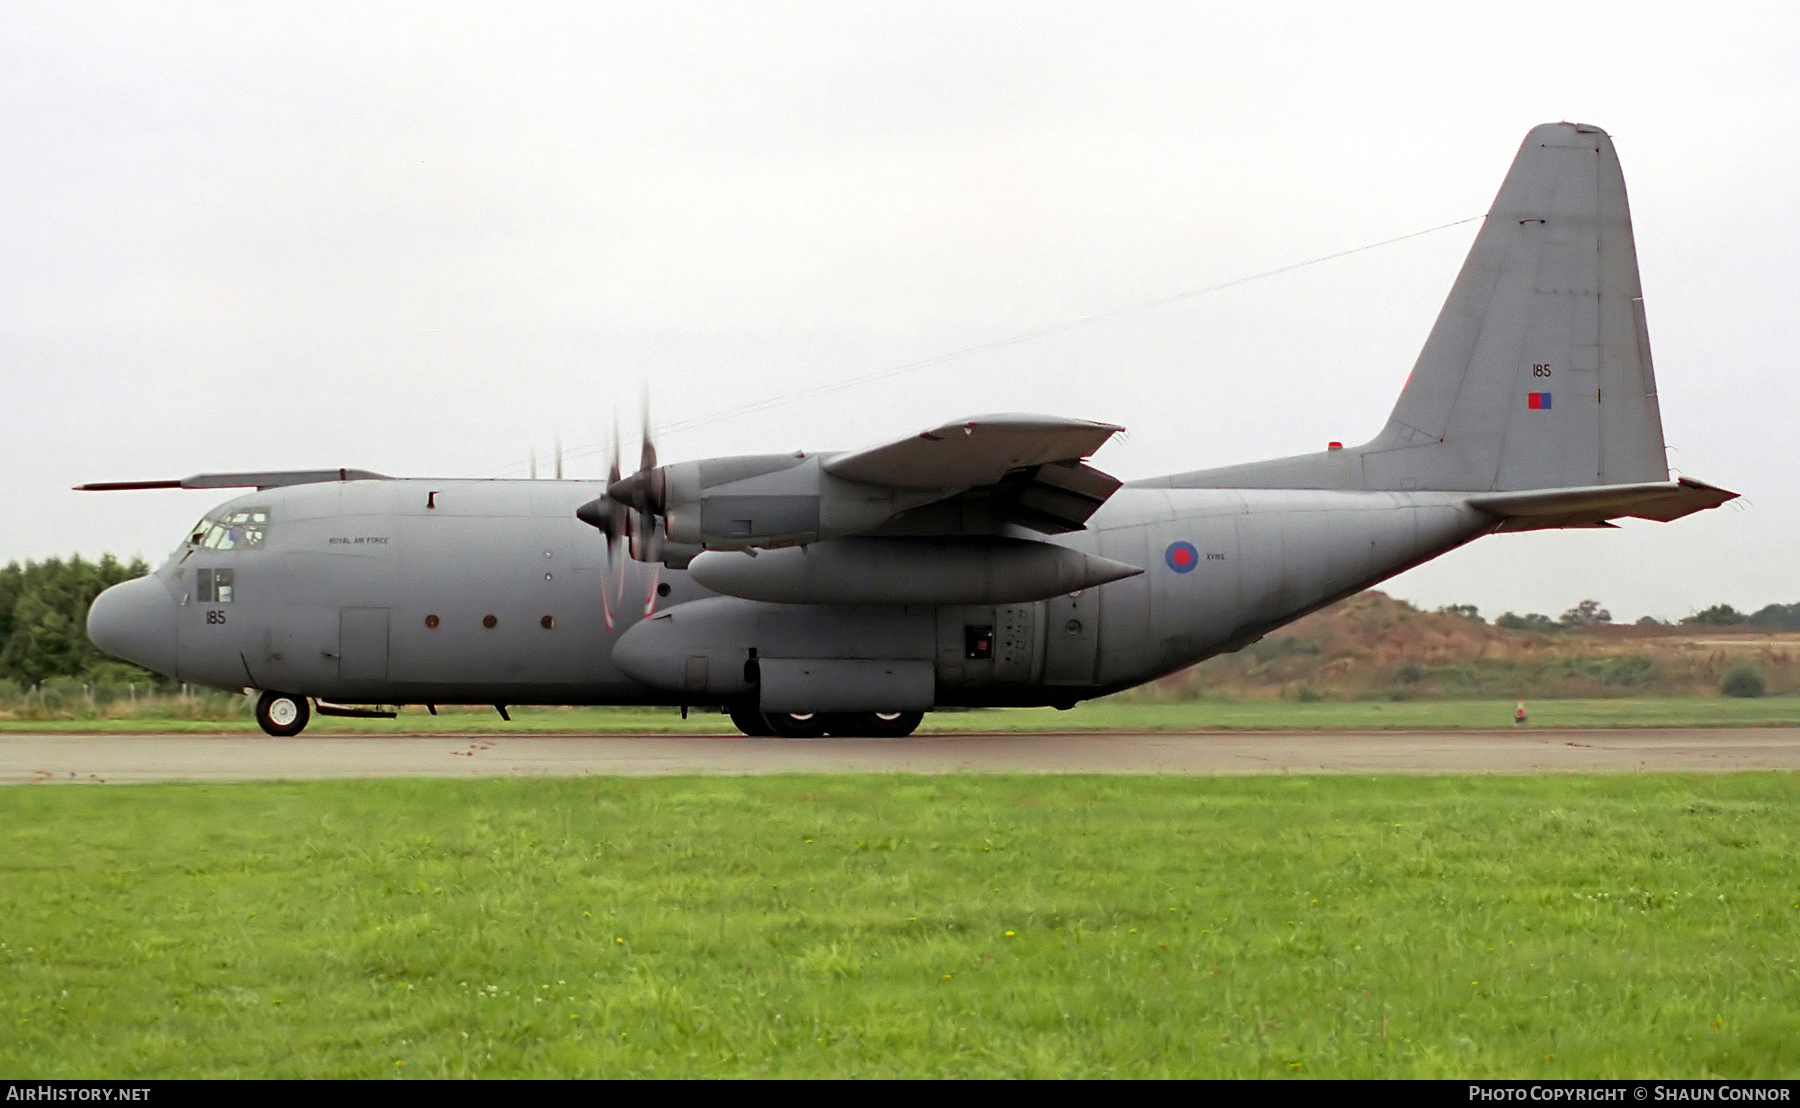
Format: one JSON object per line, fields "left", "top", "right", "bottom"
{"left": 254, "top": 690, "right": 311, "bottom": 737}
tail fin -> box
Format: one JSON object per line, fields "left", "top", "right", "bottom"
{"left": 1165, "top": 122, "right": 1700, "bottom": 501}
{"left": 1363, "top": 121, "right": 1667, "bottom": 491}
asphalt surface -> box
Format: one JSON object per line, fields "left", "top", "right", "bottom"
{"left": 5, "top": 727, "right": 1800, "bottom": 783}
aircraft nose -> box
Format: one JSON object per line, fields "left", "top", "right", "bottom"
{"left": 87, "top": 575, "right": 178, "bottom": 677}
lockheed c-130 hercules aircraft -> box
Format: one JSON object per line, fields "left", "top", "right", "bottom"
{"left": 85, "top": 122, "right": 1735, "bottom": 738}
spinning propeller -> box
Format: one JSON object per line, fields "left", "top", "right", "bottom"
{"left": 575, "top": 403, "right": 666, "bottom": 628}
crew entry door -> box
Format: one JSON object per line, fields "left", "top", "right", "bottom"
{"left": 339, "top": 607, "right": 390, "bottom": 686}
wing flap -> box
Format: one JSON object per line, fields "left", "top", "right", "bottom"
{"left": 1009, "top": 460, "right": 1124, "bottom": 533}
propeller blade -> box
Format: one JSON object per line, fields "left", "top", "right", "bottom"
{"left": 639, "top": 393, "right": 657, "bottom": 475}
{"left": 583, "top": 401, "right": 670, "bottom": 572}
{"left": 643, "top": 563, "right": 662, "bottom": 618}
{"left": 584, "top": 418, "right": 662, "bottom": 630}
{"left": 608, "top": 418, "right": 622, "bottom": 487}
{"left": 606, "top": 426, "right": 627, "bottom": 568}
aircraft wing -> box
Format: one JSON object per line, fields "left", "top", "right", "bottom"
{"left": 824, "top": 414, "right": 1126, "bottom": 534}
{"left": 76, "top": 469, "right": 392, "bottom": 492}
{"left": 825, "top": 413, "right": 1123, "bottom": 489}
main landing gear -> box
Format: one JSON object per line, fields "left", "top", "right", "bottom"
{"left": 254, "top": 690, "right": 311, "bottom": 737}
{"left": 727, "top": 706, "right": 924, "bottom": 738}
{"left": 249, "top": 693, "right": 922, "bottom": 740}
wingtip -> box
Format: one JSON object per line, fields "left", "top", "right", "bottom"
{"left": 74, "top": 479, "right": 184, "bottom": 492}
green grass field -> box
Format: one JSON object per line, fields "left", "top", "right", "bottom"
{"left": 8, "top": 695, "right": 1800, "bottom": 733}
{"left": 3, "top": 774, "right": 1795, "bottom": 1078}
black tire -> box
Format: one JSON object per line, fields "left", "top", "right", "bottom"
{"left": 825, "top": 711, "right": 924, "bottom": 738}
{"left": 255, "top": 691, "right": 310, "bottom": 737}
{"left": 763, "top": 711, "right": 830, "bottom": 739}
{"left": 728, "top": 704, "right": 775, "bottom": 737}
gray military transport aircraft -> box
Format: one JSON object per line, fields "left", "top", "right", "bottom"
{"left": 84, "top": 122, "right": 1735, "bottom": 738}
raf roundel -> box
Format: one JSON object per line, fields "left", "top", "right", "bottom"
{"left": 1165, "top": 541, "right": 1199, "bottom": 574}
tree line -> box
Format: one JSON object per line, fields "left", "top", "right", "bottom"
{"left": 1449, "top": 600, "right": 1800, "bottom": 634}
{"left": 1, "top": 555, "right": 155, "bottom": 687}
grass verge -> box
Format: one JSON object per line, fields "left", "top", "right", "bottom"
{"left": 2, "top": 773, "right": 1795, "bottom": 1077}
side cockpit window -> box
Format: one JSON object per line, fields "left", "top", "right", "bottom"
{"left": 196, "top": 567, "right": 234, "bottom": 603}
{"left": 190, "top": 507, "right": 270, "bottom": 551}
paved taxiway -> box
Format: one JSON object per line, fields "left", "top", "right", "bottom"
{"left": 4, "top": 728, "right": 1799, "bottom": 784}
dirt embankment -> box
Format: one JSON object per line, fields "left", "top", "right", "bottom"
{"left": 1140, "top": 591, "right": 1800, "bottom": 701}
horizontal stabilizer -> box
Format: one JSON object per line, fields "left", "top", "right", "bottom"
{"left": 77, "top": 469, "right": 392, "bottom": 492}
{"left": 1467, "top": 477, "right": 1737, "bottom": 531}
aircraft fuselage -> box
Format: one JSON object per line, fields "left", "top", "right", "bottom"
{"left": 101, "top": 478, "right": 1493, "bottom": 709}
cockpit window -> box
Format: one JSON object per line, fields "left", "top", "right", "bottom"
{"left": 197, "top": 567, "right": 234, "bottom": 603}
{"left": 189, "top": 507, "right": 270, "bottom": 551}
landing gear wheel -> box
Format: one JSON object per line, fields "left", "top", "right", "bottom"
{"left": 255, "top": 691, "right": 311, "bottom": 738}
{"left": 729, "top": 704, "right": 775, "bottom": 737}
{"left": 824, "top": 711, "right": 924, "bottom": 738}
{"left": 763, "top": 711, "right": 830, "bottom": 739}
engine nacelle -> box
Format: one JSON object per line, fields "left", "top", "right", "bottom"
{"left": 686, "top": 537, "right": 1141, "bottom": 605}
{"left": 659, "top": 454, "right": 937, "bottom": 549}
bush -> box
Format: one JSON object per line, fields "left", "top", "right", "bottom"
{"left": 1749, "top": 602, "right": 1800, "bottom": 631}
{"left": 1498, "top": 612, "right": 1560, "bottom": 633}
{"left": 1721, "top": 664, "right": 1766, "bottom": 699}
{"left": 1597, "top": 655, "right": 1654, "bottom": 687}
{"left": 1685, "top": 604, "right": 1748, "bottom": 627}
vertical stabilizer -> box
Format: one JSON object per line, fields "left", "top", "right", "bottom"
{"left": 1362, "top": 121, "right": 1669, "bottom": 491}
{"left": 1156, "top": 122, "right": 1676, "bottom": 495}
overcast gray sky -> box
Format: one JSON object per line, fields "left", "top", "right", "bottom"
{"left": 4, "top": 1, "right": 1795, "bottom": 621}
